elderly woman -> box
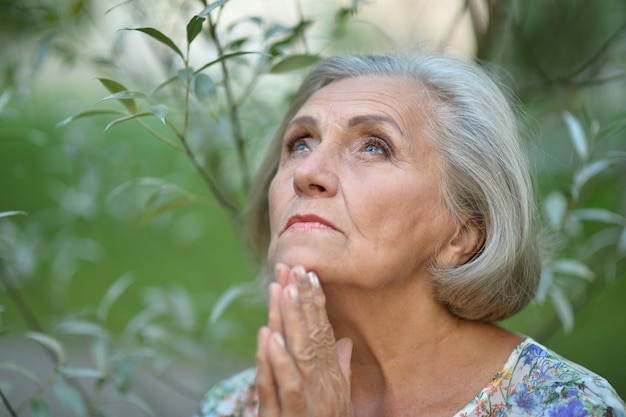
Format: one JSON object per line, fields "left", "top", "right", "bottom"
{"left": 195, "top": 53, "right": 625, "bottom": 417}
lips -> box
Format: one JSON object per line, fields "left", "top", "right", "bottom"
{"left": 282, "top": 214, "right": 338, "bottom": 234}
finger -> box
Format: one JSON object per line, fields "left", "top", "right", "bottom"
{"left": 335, "top": 337, "right": 354, "bottom": 384}
{"left": 280, "top": 284, "right": 318, "bottom": 373}
{"left": 268, "top": 282, "right": 283, "bottom": 333}
{"left": 309, "top": 277, "right": 339, "bottom": 368}
{"left": 274, "top": 262, "right": 290, "bottom": 286}
{"left": 292, "top": 267, "right": 319, "bottom": 331}
{"left": 267, "top": 331, "right": 307, "bottom": 415}
{"left": 256, "top": 327, "right": 280, "bottom": 417}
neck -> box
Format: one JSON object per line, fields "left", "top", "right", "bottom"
{"left": 323, "top": 277, "right": 461, "bottom": 389}
{"left": 320, "top": 277, "right": 521, "bottom": 416}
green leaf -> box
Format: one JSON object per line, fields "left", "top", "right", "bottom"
{"left": 141, "top": 198, "right": 191, "bottom": 225}
{"left": 123, "top": 393, "right": 155, "bottom": 417}
{"left": 536, "top": 268, "right": 553, "bottom": 302}
{"left": 91, "top": 338, "right": 108, "bottom": 374}
{"left": 552, "top": 259, "right": 595, "bottom": 281}
{"left": 562, "top": 111, "right": 588, "bottom": 161}
{"left": 0, "top": 360, "right": 41, "bottom": 386}
{"left": 57, "top": 320, "right": 108, "bottom": 338}
{"left": 105, "top": 0, "right": 132, "bottom": 15}
{"left": 550, "top": 286, "right": 574, "bottom": 332}
{"left": 198, "top": 0, "right": 230, "bottom": 18}
{"left": 124, "top": 27, "right": 184, "bottom": 60}
{"left": 53, "top": 382, "right": 86, "bottom": 417}
{"left": 194, "top": 73, "right": 217, "bottom": 101}
{"left": 0, "top": 211, "right": 27, "bottom": 219}
{"left": 226, "top": 16, "right": 264, "bottom": 33}
{"left": 123, "top": 308, "right": 164, "bottom": 339}
{"left": 270, "top": 54, "right": 320, "bottom": 74}
{"left": 618, "top": 227, "right": 626, "bottom": 257}
{"left": 27, "top": 332, "right": 66, "bottom": 365}
{"left": 571, "top": 208, "right": 626, "bottom": 226}
{"left": 31, "top": 398, "right": 52, "bottom": 417}
{"left": 56, "top": 109, "right": 124, "bottom": 128}
{"left": 542, "top": 191, "right": 567, "bottom": 230}
{"left": 335, "top": 6, "right": 356, "bottom": 24}
{"left": 168, "top": 286, "right": 196, "bottom": 331}
{"left": 60, "top": 367, "right": 106, "bottom": 379}
{"left": 104, "top": 112, "right": 153, "bottom": 131}
{"left": 573, "top": 159, "right": 617, "bottom": 191}
{"left": 109, "top": 177, "right": 195, "bottom": 200}
{"left": 0, "top": 89, "right": 11, "bottom": 112}
{"left": 101, "top": 90, "right": 150, "bottom": 102}
{"left": 150, "top": 104, "right": 168, "bottom": 125}
{"left": 194, "top": 51, "right": 263, "bottom": 74}
{"left": 97, "top": 78, "right": 137, "bottom": 113}
{"left": 112, "top": 356, "right": 134, "bottom": 392}
{"left": 210, "top": 284, "right": 248, "bottom": 324}
{"left": 97, "top": 273, "right": 134, "bottom": 322}
{"left": 187, "top": 15, "right": 205, "bottom": 45}
{"left": 178, "top": 67, "right": 194, "bottom": 87}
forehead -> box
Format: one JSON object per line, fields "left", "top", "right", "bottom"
{"left": 295, "top": 76, "right": 426, "bottom": 120}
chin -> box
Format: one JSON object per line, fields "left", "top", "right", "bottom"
{"left": 270, "top": 246, "right": 332, "bottom": 275}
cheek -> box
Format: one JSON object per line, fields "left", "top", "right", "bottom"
{"left": 267, "top": 178, "right": 283, "bottom": 234}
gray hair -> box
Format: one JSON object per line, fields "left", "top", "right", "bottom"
{"left": 245, "top": 53, "right": 541, "bottom": 322}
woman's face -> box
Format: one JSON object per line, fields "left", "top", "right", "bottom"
{"left": 268, "top": 76, "right": 458, "bottom": 289}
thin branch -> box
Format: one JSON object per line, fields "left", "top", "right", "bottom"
{"left": 135, "top": 118, "right": 184, "bottom": 151}
{"left": 0, "top": 259, "right": 43, "bottom": 332}
{"left": 0, "top": 387, "right": 17, "bottom": 417}
{"left": 294, "top": 0, "right": 310, "bottom": 53}
{"left": 521, "top": 72, "right": 626, "bottom": 95}
{"left": 169, "top": 120, "right": 241, "bottom": 218}
{"left": 207, "top": 12, "right": 251, "bottom": 194}
{"left": 562, "top": 21, "right": 626, "bottom": 81}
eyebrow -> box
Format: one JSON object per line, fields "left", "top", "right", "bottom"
{"left": 348, "top": 115, "right": 404, "bottom": 136}
{"left": 288, "top": 114, "right": 404, "bottom": 136}
{"left": 287, "top": 116, "right": 317, "bottom": 129}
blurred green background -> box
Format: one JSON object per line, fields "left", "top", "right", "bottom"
{"left": 1, "top": 0, "right": 625, "bottom": 416}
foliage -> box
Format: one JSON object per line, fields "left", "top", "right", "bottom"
{"left": 1, "top": 0, "right": 625, "bottom": 415}
{"left": 1, "top": 0, "right": 364, "bottom": 415}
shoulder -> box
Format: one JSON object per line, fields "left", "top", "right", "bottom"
{"left": 193, "top": 368, "right": 258, "bottom": 417}
{"left": 460, "top": 338, "right": 626, "bottom": 417}
{"left": 505, "top": 338, "right": 625, "bottom": 416}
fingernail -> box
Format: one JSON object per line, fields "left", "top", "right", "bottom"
{"left": 287, "top": 285, "right": 299, "bottom": 303}
{"left": 307, "top": 271, "right": 320, "bottom": 289}
{"left": 272, "top": 332, "right": 285, "bottom": 348}
{"left": 294, "top": 265, "right": 306, "bottom": 279}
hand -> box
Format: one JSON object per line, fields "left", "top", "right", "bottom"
{"left": 255, "top": 264, "right": 354, "bottom": 417}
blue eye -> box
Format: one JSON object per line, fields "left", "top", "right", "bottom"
{"left": 364, "top": 144, "right": 382, "bottom": 153}
{"left": 285, "top": 137, "right": 311, "bottom": 153}
{"left": 295, "top": 142, "right": 309, "bottom": 152}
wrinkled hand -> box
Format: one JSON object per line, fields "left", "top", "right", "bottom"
{"left": 255, "top": 263, "right": 354, "bottom": 417}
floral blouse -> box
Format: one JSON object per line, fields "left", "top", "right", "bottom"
{"left": 194, "top": 338, "right": 625, "bottom": 417}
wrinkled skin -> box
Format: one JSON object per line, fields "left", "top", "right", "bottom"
{"left": 255, "top": 263, "right": 355, "bottom": 417}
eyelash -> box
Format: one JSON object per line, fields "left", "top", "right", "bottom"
{"left": 361, "top": 136, "right": 393, "bottom": 157}
{"left": 283, "top": 133, "right": 395, "bottom": 158}
{"left": 284, "top": 135, "right": 310, "bottom": 153}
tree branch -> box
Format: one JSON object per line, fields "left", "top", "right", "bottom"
{"left": 0, "top": 387, "right": 17, "bottom": 417}
{"left": 207, "top": 12, "right": 251, "bottom": 195}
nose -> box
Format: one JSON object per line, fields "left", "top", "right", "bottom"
{"left": 292, "top": 146, "right": 338, "bottom": 198}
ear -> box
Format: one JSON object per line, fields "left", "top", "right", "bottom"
{"left": 435, "top": 219, "right": 484, "bottom": 269}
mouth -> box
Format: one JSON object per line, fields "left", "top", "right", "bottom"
{"left": 282, "top": 214, "right": 338, "bottom": 234}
